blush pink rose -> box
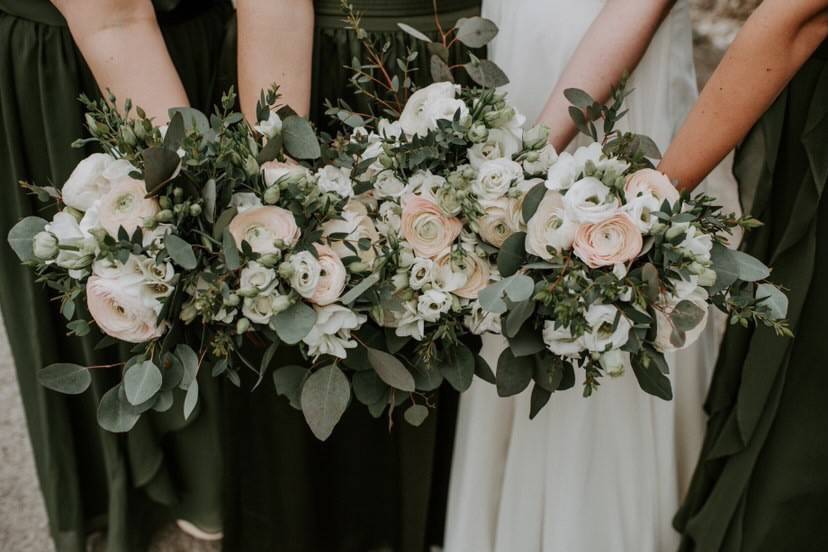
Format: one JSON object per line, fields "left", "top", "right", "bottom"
{"left": 310, "top": 244, "right": 348, "bottom": 306}
{"left": 400, "top": 195, "right": 463, "bottom": 258}
{"left": 573, "top": 213, "right": 643, "bottom": 268}
{"left": 625, "top": 168, "right": 680, "bottom": 206}
{"left": 228, "top": 206, "right": 300, "bottom": 255}
{"left": 86, "top": 276, "right": 166, "bottom": 343}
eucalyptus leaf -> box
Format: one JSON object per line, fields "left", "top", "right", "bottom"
{"left": 202, "top": 178, "right": 216, "bottom": 223}
{"left": 168, "top": 107, "right": 210, "bottom": 134}
{"left": 174, "top": 344, "right": 199, "bottom": 390}
{"left": 474, "top": 354, "right": 496, "bottom": 384}
{"left": 455, "top": 16, "right": 499, "bottom": 48}
{"left": 504, "top": 300, "right": 534, "bottom": 339}
{"left": 123, "top": 360, "right": 163, "bottom": 405}
{"left": 439, "top": 342, "right": 475, "bottom": 392}
{"left": 273, "top": 365, "right": 307, "bottom": 409}
{"left": 7, "top": 216, "right": 48, "bottom": 262}
{"left": 397, "top": 22, "right": 431, "bottom": 42}
{"left": 163, "top": 112, "right": 186, "bottom": 150}
{"left": 271, "top": 301, "right": 317, "bottom": 344}
{"left": 497, "top": 232, "right": 526, "bottom": 277}
{"left": 340, "top": 272, "right": 380, "bottom": 305}
{"left": 563, "top": 88, "right": 595, "bottom": 109}
{"left": 496, "top": 348, "right": 533, "bottom": 397}
{"left": 521, "top": 182, "right": 547, "bottom": 223}
{"left": 464, "top": 59, "right": 509, "bottom": 88}
{"left": 367, "top": 348, "right": 415, "bottom": 392}
{"left": 300, "top": 364, "right": 351, "bottom": 441}
{"left": 671, "top": 300, "right": 706, "bottom": 332}
{"left": 352, "top": 370, "right": 388, "bottom": 406}
{"left": 479, "top": 274, "right": 535, "bottom": 314}
{"left": 529, "top": 384, "right": 552, "bottom": 419}
{"left": 222, "top": 227, "right": 241, "bottom": 271}
{"left": 756, "top": 283, "right": 788, "bottom": 320}
{"left": 152, "top": 390, "right": 174, "bottom": 412}
{"left": 183, "top": 379, "right": 199, "bottom": 420}
{"left": 411, "top": 358, "right": 444, "bottom": 392}
{"left": 165, "top": 234, "right": 198, "bottom": 270}
{"left": 38, "top": 363, "right": 91, "bottom": 395}
{"left": 632, "top": 359, "right": 673, "bottom": 400}
{"left": 404, "top": 404, "right": 429, "bottom": 427}
{"left": 430, "top": 55, "right": 454, "bottom": 83}
{"left": 97, "top": 385, "right": 141, "bottom": 433}
{"left": 282, "top": 115, "right": 321, "bottom": 160}
{"left": 142, "top": 147, "right": 181, "bottom": 195}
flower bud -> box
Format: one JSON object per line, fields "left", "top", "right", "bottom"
{"left": 263, "top": 186, "right": 281, "bottom": 205}
{"left": 378, "top": 153, "right": 395, "bottom": 169}
{"left": 237, "top": 287, "right": 258, "bottom": 298}
{"left": 698, "top": 268, "right": 717, "bottom": 288}
{"left": 32, "top": 231, "right": 58, "bottom": 261}
{"left": 133, "top": 120, "right": 146, "bottom": 140}
{"left": 258, "top": 253, "right": 281, "bottom": 267}
{"left": 144, "top": 216, "right": 158, "bottom": 230}
{"left": 244, "top": 156, "right": 260, "bottom": 177}
{"left": 173, "top": 187, "right": 184, "bottom": 201}
{"left": 159, "top": 196, "right": 172, "bottom": 210}
{"left": 224, "top": 293, "right": 241, "bottom": 307}
{"left": 467, "top": 123, "right": 489, "bottom": 144}
{"left": 600, "top": 350, "right": 626, "bottom": 377}
{"left": 348, "top": 261, "right": 370, "bottom": 274}
{"left": 277, "top": 262, "right": 294, "bottom": 280}
{"left": 271, "top": 294, "right": 292, "bottom": 314}
{"left": 523, "top": 125, "right": 550, "bottom": 149}
{"left": 665, "top": 222, "right": 689, "bottom": 241}
{"left": 120, "top": 125, "right": 137, "bottom": 146}
{"left": 189, "top": 203, "right": 202, "bottom": 217}
{"left": 236, "top": 317, "right": 251, "bottom": 334}
{"left": 584, "top": 160, "right": 597, "bottom": 177}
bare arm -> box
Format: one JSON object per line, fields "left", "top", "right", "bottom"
{"left": 537, "top": 0, "right": 676, "bottom": 152}
{"left": 52, "top": 0, "right": 188, "bottom": 123}
{"left": 659, "top": 0, "right": 828, "bottom": 191}
{"left": 237, "top": 0, "right": 315, "bottom": 122}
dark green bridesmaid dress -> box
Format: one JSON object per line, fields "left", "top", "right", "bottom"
{"left": 220, "top": 2, "right": 479, "bottom": 551}
{"left": 0, "top": 1, "right": 232, "bottom": 550}
{"left": 675, "top": 40, "right": 828, "bottom": 552}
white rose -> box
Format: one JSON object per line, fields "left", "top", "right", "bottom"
{"left": 525, "top": 191, "right": 578, "bottom": 259}
{"left": 62, "top": 153, "right": 135, "bottom": 211}
{"left": 374, "top": 171, "right": 406, "bottom": 199}
{"left": 316, "top": 165, "right": 354, "bottom": 198}
{"left": 564, "top": 177, "right": 620, "bottom": 224}
{"left": 97, "top": 177, "right": 159, "bottom": 238}
{"left": 523, "top": 144, "right": 558, "bottom": 175}
{"left": 231, "top": 192, "right": 264, "bottom": 213}
{"left": 472, "top": 159, "right": 523, "bottom": 201}
{"left": 240, "top": 261, "right": 276, "bottom": 292}
{"left": 545, "top": 152, "right": 579, "bottom": 191}
{"left": 399, "top": 82, "right": 468, "bottom": 137}
{"left": 542, "top": 322, "right": 584, "bottom": 356}
{"left": 417, "top": 289, "right": 452, "bottom": 322}
{"left": 288, "top": 251, "right": 321, "bottom": 299}
{"left": 32, "top": 231, "right": 59, "bottom": 260}
{"left": 467, "top": 128, "right": 522, "bottom": 169}
{"left": 464, "top": 300, "right": 502, "bottom": 335}
{"left": 409, "top": 258, "right": 434, "bottom": 291}
{"left": 582, "top": 304, "right": 632, "bottom": 352}
{"left": 254, "top": 111, "right": 282, "bottom": 138}
{"left": 302, "top": 304, "right": 366, "bottom": 359}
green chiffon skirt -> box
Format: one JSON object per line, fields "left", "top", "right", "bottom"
{"left": 0, "top": 1, "right": 233, "bottom": 550}
{"left": 675, "top": 41, "right": 828, "bottom": 551}
{"left": 219, "top": 2, "right": 479, "bottom": 551}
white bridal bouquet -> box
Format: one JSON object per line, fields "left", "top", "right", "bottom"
{"left": 7, "top": 5, "right": 791, "bottom": 439}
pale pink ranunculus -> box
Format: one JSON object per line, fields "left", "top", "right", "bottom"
{"left": 625, "top": 168, "right": 680, "bottom": 206}
{"left": 434, "top": 252, "right": 491, "bottom": 300}
{"left": 573, "top": 213, "right": 643, "bottom": 268}
{"left": 97, "top": 177, "right": 159, "bottom": 238}
{"left": 310, "top": 244, "right": 348, "bottom": 306}
{"left": 228, "top": 206, "right": 300, "bottom": 255}
{"left": 86, "top": 275, "right": 166, "bottom": 343}
{"left": 400, "top": 195, "right": 463, "bottom": 258}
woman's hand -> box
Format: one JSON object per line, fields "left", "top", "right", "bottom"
{"left": 52, "top": 0, "right": 188, "bottom": 122}
{"left": 536, "top": 0, "right": 676, "bottom": 152}
{"left": 659, "top": 0, "right": 828, "bottom": 191}
{"left": 236, "top": 0, "right": 315, "bottom": 124}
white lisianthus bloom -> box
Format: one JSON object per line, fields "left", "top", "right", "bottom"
{"left": 288, "top": 251, "right": 321, "bottom": 299}
{"left": 97, "top": 178, "right": 159, "bottom": 238}
{"left": 374, "top": 171, "right": 406, "bottom": 199}
{"left": 242, "top": 294, "right": 280, "bottom": 325}
{"left": 525, "top": 191, "right": 578, "bottom": 259}
{"left": 409, "top": 258, "right": 434, "bottom": 291}
{"left": 472, "top": 158, "right": 523, "bottom": 201}
{"left": 231, "top": 192, "right": 264, "bottom": 213}
{"left": 378, "top": 118, "right": 403, "bottom": 141}
{"left": 478, "top": 197, "right": 521, "bottom": 248}
{"left": 545, "top": 152, "right": 579, "bottom": 192}
{"left": 375, "top": 201, "right": 402, "bottom": 236}
{"left": 62, "top": 153, "right": 135, "bottom": 211}
{"left": 316, "top": 165, "right": 354, "bottom": 198}
{"left": 523, "top": 144, "right": 558, "bottom": 175}
{"left": 254, "top": 111, "right": 282, "bottom": 138}
{"left": 467, "top": 128, "right": 522, "bottom": 168}
{"left": 240, "top": 261, "right": 276, "bottom": 292}
{"left": 677, "top": 224, "right": 714, "bottom": 262}
{"left": 394, "top": 301, "right": 426, "bottom": 341}
{"left": 624, "top": 192, "right": 662, "bottom": 233}
{"left": 136, "top": 257, "right": 175, "bottom": 299}
{"left": 573, "top": 142, "right": 629, "bottom": 175}
{"left": 303, "top": 305, "right": 366, "bottom": 359}
{"left": 464, "top": 300, "right": 502, "bottom": 335}
{"left": 399, "top": 82, "right": 468, "bottom": 137}
{"left": 322, "top": 203, "right": 380, "bottom": 265}
{"left": 141, "top": 223, "right": 173, "bottom": 252}
{"left": 417, "top": 289, "right": 452, "bottom": 322}
{"left": 599, "top": 349, "right": 628, "bottom": 377}
{"left": 563, "top": 176, "right": 621, "bottom": 224}
{"left": 46, "top": 209, "right": 98, "bottom": 274}
{"left": 542, "top": 322, "right": 584, "bottom": 356}
{"left": 405, "top": 170, "right": 446, "bottom": 200}
{"left": 582, "top": 304, "right": 632, "bottom": 352}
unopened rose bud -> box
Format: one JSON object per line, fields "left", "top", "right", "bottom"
{"left": 263, "top": 186, "right": 281, "bottom": 205}
{"left": 144, "top": 216, "right": 158, "bottom": 229}
{"left": 133, "top": 121, "right": 146, "bottom": 140}
{"left": 236, "top": 317, "right": 251, "bottom": 334}
{"left": 32, "top": 231, "right": 58, "bottom": 261}
{"left": 665, "top": 222, "right": 689, "bottom": 241}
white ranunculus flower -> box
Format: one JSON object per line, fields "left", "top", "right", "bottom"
{"left": 409, "top": 258, "right": 434, "bottom": 290}
{"left": 399, "top": 82, "right": 468, "bottom": 137}
{"left": 417, "top": 289, "right": 452, "bottom": 322}
{"left": 231, "top": 192, "right": 264, "bottom": 213}
{"left": 228, "top": 206, "right": 300, "bottom": 255}
{"left": 624, "top": 192, "right": 662, "bottom": 233}
{"left": 316, "top": 165, "right": 354, "bottom": 198}
{"left": 582, "top": 304, "right": 632, "bottom": 352}
{"left": 525, "top": 191, "right": 578, "bottom": 259}
{"left": 97, "top": 177, "right": 159, "bottom": 238}
{"left": 240, "top": 261, "right": 276, "bottom": 292}
{"left": 254, "top": 111, "right": 282, "bottom": 138}
{"left": 62, "top": 153, "right": 135, "bottom": 211}
{"left": 523, "top": 144, "right": 558, "bottom": 175}
{"left": 302, "top": 305, "right": 366, "bottom": 359}
{"left": 374, "top": 171, "right": 406, "bottom": 198}
{"left": 464, "top": 300, "right": 502, "bottom": 335}
{"left": 563, "top": 176, "right": 621, "bottom": 224}
{"left": 542, "top": 322, "right": 584, "bottom": 356}
{"left": 478, "top": 197, "right": 521, "bottom": 248}
{"left": 545, "top": 152, "right": 579, "bottom": 191}
{"left": 472, "top": 158, "right": 523, "bottom": 201}
{"left": 288, "top": 251, "right": 321, "bottom": 299}
{"left": 467, "top": 128, "right": 522, "bottom": 169}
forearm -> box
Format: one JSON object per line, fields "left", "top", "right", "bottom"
{"left": 537, "top": 0, "right": 675, "bottom": 152}
{"left": 659, "top": 0, "right": 828, "bottom": 191}
{"left": 56, "top": 0, "right": 187, "bottom": 123}
{"left": 237, "top": 0, "right": 314, "bottom": 122}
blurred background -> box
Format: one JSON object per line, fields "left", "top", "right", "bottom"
{"left": 0, "top": 3, "right": 756, "bottom": 551}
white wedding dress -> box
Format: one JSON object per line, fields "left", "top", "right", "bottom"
{"left": 444, "top": 1, "right": 740, "bottom": 551}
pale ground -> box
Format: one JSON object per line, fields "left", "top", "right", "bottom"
{"left": 0, "top": 8, "right": 746, "bottom": 552}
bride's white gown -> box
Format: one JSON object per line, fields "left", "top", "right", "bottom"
{"left": 444, "top": 1, "right": 740, "bottom": 551}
